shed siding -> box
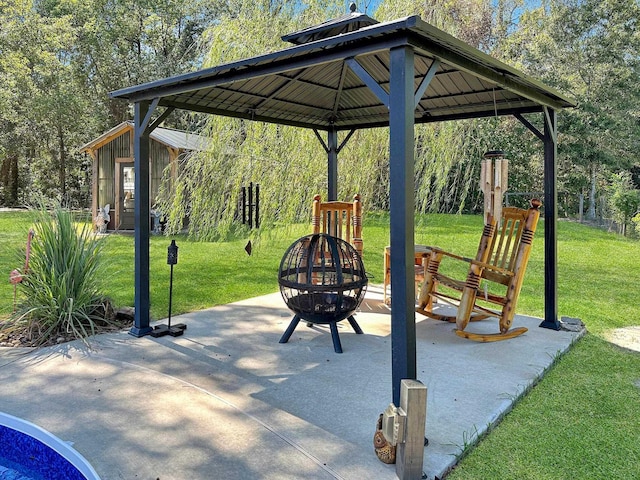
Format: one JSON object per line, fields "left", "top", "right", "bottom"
{"left": 150, "top": 140, "right": 170, "bottom": 205}
{"left": 96, "top": 131, "right": 131, "bottom": 211}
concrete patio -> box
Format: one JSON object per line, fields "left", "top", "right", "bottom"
{"left": 0, "top": 285, "right": 583, "bottom": 480}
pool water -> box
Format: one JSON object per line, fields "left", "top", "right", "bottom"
{"left": 0, "top": 457, "right": 43, "bottom": 480}
{"left": 0, "top": 413, "right": 99, "bottom": 480}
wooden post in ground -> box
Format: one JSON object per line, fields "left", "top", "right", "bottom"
{"left": 396, "top": 379, "right": 427, "bottom": 480}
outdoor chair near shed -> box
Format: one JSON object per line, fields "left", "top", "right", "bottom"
{"left": 416, "top": 199, "right": 542, "bottom": 342}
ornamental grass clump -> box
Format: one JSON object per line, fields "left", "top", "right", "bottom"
{"left": 7, "top": 208, "right": 117, "bottom": 346}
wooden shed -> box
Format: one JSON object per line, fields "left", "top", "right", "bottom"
{"left": 81, "top": 121, "right": 207, "bottom": 230}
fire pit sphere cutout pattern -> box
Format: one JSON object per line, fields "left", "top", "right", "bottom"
{"left": 278, "top": 233, "right": 368, "bottom": 353}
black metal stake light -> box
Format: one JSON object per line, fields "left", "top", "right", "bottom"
{"left": 151, "top": 240, "right": 187, "bottom": 338}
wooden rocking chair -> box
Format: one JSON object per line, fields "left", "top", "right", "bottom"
{"left": 312, "top": 194, "right": 363, "bottom": 258}
{"left": 416, "top": 199, "right": 541, "bottom": 342}
{"left": 305, "top": 194, "right": 364, "bottom": 331}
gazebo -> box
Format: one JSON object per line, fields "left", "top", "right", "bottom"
{"left": 110, "top": 8, "right": 574, "bottom": 475}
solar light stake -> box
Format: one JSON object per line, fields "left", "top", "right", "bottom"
{"left": 167, "top": 240, "right": 178, "bottom": 328}
{"left": 150, "top": 240, "right": 187, "bottom": 338}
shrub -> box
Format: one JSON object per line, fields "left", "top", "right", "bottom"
{"left": 6, "top": 207, "right": 117, "bottom": 346}
{"left": 607, "top": 172, "right": 640, "bottom": 236}
{"left": 632, "top": 212, "right": 640, "bottom": 238}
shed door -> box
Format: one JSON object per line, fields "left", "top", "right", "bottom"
{"left": 116, "top": 161, "right": 135, "bottom": 230}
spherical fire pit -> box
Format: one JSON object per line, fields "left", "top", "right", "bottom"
{"left": 278, "top": 233, "right": 368, "bottom": 353}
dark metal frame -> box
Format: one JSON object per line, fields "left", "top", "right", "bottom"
{"left": 111, "top": 14, "right": 573, "bottom": 405}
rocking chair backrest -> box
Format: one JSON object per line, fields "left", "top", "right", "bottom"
{"left": 483, "top": 199, "right": 542, "bottom": 286}
{"left": 312, "top": 194, "right": 363, "bottom": 257}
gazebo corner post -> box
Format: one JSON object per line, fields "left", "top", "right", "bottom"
{"left": 129, "top": 99, "right": 155, "bottom": 337}
{"left": 540, "top": 107, "right": 561, "bottom": 331}
{"left": 389, "top": 44, "right": 418, "bottom": 404}
{"left": 389, "top": 44, "right": 426, "bottom": 480}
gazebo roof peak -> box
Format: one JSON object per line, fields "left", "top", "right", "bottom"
{"left": 281, "top": 2, "right": 379, "bottom": 45}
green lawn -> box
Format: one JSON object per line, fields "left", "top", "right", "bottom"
{"left": 1, "top": 210, "right": 639, "bottom": 478}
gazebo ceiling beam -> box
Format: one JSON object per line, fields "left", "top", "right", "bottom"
{"left": 194, "top": 84, "right": 335, "bottom": 116}
{"left": 417, "top": 105, "right": 544, "bottom": 124}
{"left": 346, "top": 57, "right": 389, "bottom": 107}
{"left": 148, "top": 106, "right": 175, "bottom": 132}
{"left": 514, "top": 112, "right": 544, "bottom": 141}
{"left": 418, "top": 85, "right": 507, "bottom": 106}
{"left": 414, "top": 58, "right": 441, "bottom": 108}
{"left": 140, "top": 98, "right": 160, "bottom": 133}
{"left": 157, "top": 95, "right": 545, "bottom": 132}
{"left": 332, "top": 62, "right": 349, "bottom": 118}
{"left": 158, "top": 98, "right": 331, "bottom": 130}
{"left": 249, "top": 69, "right": 309, "bottom": 113}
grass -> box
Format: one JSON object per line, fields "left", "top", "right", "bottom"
{"left": 1, "top": 210, "right": 640, "bottom": 478}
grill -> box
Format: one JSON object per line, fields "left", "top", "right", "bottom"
{"left": 278, "top": 234, "right": 368, "bottom": 353}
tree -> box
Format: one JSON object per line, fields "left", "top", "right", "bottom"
{"left": 502, "top": 0, "right": 640, "bottom": 220}
{"left": 608, "top": 171, "right": 640, "bottom": 236}
{"left": 0, "top": 0, "right": 226, "bottom": 207}
{"left": 158, "top": 0, "right": 523, "bottom": 240}
{"left": 39, "top": 0, "right": 226, "bottom": 126}
{"left": 0, "top": 0, "right": 90, "bottom": 206}
{"left": 158, "top": 0, "right": 346, "bottom": 239}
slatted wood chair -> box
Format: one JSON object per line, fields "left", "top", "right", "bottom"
{"left": 416, "top": 199, "right": 541, "bottom": 342}
{"left": 306, "top": 194, "right": 364, "bottom": 330}
{"left": 312, "top": 194, "right": 363, "bottom": 258}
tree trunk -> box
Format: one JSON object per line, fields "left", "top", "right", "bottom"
{"left": 58, "top": 124, "right": 66, "bottom": 204}
{"left": 587, "top": 164, "right": 597, "bottom": 220}
{"left": 0, "top": 153, "right": 20, "bottom": 206}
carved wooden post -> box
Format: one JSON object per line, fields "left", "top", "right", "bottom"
{"left": 352, "top": 193, "right": 363, "bottom": 258}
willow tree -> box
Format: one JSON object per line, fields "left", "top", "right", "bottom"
{"left": 376, "top": 0, "right": 509, "bottom": 215}
{"left": 159, "top": 0, "right": 517, "bottom": 239}
{"left": 158, "top": 0, "right": 347, "bottom": 240}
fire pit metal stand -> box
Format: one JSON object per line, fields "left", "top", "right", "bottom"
{"left": 278, "top": 233, "right": 368, "bottom": 353}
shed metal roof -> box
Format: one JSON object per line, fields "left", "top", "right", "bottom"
{"left": 110, "top": 15, "right": 575, "bottom": 131}
{"left": 80, "top": 121, "right": 208, "bottom": 154}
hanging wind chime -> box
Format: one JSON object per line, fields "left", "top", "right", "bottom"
{"left": 480, "top": 88, "right": 509, "bottom": 225}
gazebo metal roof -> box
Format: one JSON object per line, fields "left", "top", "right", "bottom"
{"left": 281, "top": 4, "right": 379, "bottom": 45}
{"left": 111, "top": 15, "right": 574, "bottom": 131}
{"left": 110, "top": 11, "right": 575, "bottom": 440}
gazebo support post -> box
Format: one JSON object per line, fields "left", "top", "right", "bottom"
{"left": 327, "top": 127, "right": 338, "bottom": 201}
{"left": 514, "top": 110, "right": 561, "bottom": 331}
{"left": 389, "top": 45, "right": 426, "bottom": 479}
{"left": 314, "top": 127, "right": 356, "bottom": 202}
{"left": 130, "top": 99, "right": 156, "bottom": 337}
{"left": 540, "top": 107, "right": 561, "bottom": 330}
{"left": 389, "top": 45, "right": 417, "bottom": 405}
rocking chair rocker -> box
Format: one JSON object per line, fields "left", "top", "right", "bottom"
{"left": 416, "top": 199, "right": 541, "bottom": 342}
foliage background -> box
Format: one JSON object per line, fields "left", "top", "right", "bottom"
{"left": 0, "top": 0, "right": 638, "bottom": 235}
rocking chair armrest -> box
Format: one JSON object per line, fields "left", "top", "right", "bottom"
{"left": 467, "top": 259, "right": 515, "bottom": 277}
{"left": 428, "top": 248, "right": 514, "bottom": 278}
{"left": 428, "top": 247, "right": 476, "bottom": 265}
